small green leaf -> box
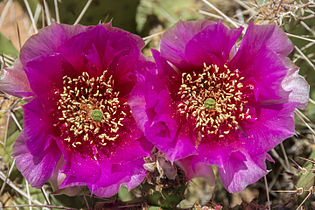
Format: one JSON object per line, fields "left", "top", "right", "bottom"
{"left": 148, "top": 206, "right": 161, "bottom": 210}
{"left": 296, "top": 150, "right": 315, "bottom": 194}
{"left": 137, "top": 0, "right": 202, "bottom": 33}
{"left": 118, "top": 185, "right": 133, "bottom": 202}
{"left": 0, "top": 32, "right": 19, "bottom": 57}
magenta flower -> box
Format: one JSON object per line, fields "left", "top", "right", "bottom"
{"left": 2, "top": 23, "right": 153, "bottom": 197}
{"left": 129, "top": 20, "right": 309, "bottom": 192}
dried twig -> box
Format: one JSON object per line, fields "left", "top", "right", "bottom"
{"left": 54, "top": 0, "right": 60, "bottom": 23}
{"left": 295, "top": 111, "right": 315, "bottom": 136}
{"left": 3, "top": 204, "right": 78, "bottom": 210}
{"left": 264, "top": 175, "right": 271, "bottom": 210}
{"left": 23, "top": 0, "right": 38, "bottom": 33}
{"left": 26, "top": 181, "right": 32, "bottom": 210}
{"left": 201, "top": 0, "right": 240, "bottom": 28}
{"left": 0, "top": 170, "right": 43, "bottom": 205}
{"left": 0, "top": 0, "right": 13, "bottom": 28}
{"left": 74, "top": 0, "right": 93, "bottom": 25}
{"left": 0, "top": 159, "right": 15, "bottom": 196}
{"left": 43, "top": 0, "right": 52, "bottom": 25}
{"left": 294, "top": 45, "right": 315, "bottom": 71}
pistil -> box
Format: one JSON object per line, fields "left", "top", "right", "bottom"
{"left": 91, "top": 110, "right": 104, "bottom": 122}
{"left": 204, "top": 98, "right": 216, "bottom": 109}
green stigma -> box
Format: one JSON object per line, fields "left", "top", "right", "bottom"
{"left": 204, "top": 98, "right": 216, "bottom": 109}
{"left": 91, "top": 110, "right": 103, "bottom": 122}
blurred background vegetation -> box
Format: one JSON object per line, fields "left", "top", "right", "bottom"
{"left": 0, "top": 0, "right": 314, "bottom": 209}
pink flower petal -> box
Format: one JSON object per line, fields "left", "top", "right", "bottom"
{"left": 185, "top": 21, "right": 243, "bottom": 67}
{"left": 20, "top": 23, "right": 87, "bottom": 65}
{"left": 0, "top": 59, "right": 33, "bottom": 97}
{"left": 13, "top": 132, "right": 61, "bottom": 188}
{"left": 219, "top": 151, "right": 267, "bottom": 193}
{"left": 161, "top": 20, "right": 214, "bottom": 69}
{"left": 281, "top": 57, "right": 310, "bottom": 109}
{"left": 177, "top": 156, "right": 215, "bottom": 185}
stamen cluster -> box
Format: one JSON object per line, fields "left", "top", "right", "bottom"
{"left": 177, "top": 64, "right": 254, "bottom": 140}
{"left": 54, "top": 71, "right": 130, "bottom": 159}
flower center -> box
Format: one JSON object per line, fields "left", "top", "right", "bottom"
{"left": 204, "top": 98, "right": 216, "bottom": 109}
{"left": 177, "top": 63, "right": 255, "bottom": 141}
{"left": 54, "top": 71, "right": 130, "bottom": 160}
{"left": 91, "top": 109, "right": 103, "bottom": 122}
